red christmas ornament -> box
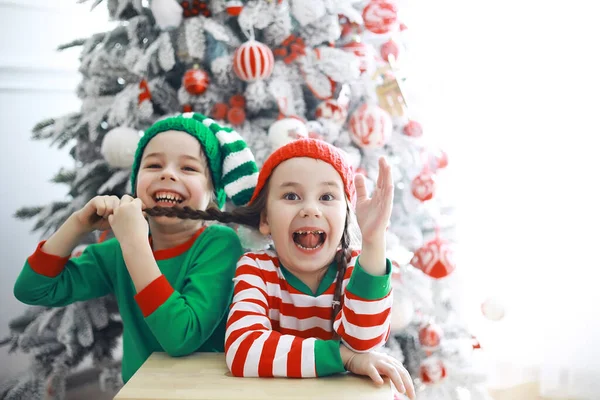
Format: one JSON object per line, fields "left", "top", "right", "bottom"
{"left": 362, "top": 0, "right": 398, "bottom": 34}
{"left": 182, "top": 104, "right": 193, "bottom": 113}
{"left": 229, "top": 94, "right": 246, "bottom": 108}
{"left": 274, "top": 35, "right": 306, "bottom": 64}
{"left": 182, "top": 0, "right": 211, "bottom": 18}
{"left": 342, "top": 40, "right": 369, "bottom": 74}
{"left": 419, "top": 358, "right": 447, "bottom": 384}
{"left": 435, "top": 149, "right": 448, "bottom": 169}
{"left": 419, "top": 322, "right": 443, "bottom": 348}
{"left": 138, "top": 79, "right": 152, "bottom": 104}
{"left": 349, "top": 103, "right": 392, "bottom": 149}
{"left": 233, "top": 40, "right": 274, "bottom": 82}
{"left": 183, "top": 65, "right": 210, "bottom": 95}
{"left": 411, "top": 236, "right": 456, "bottom": 279}
{"left": 411, "top": 170, "right": 435, "bottom": 201}
{"left": 403, "top": 120, "right": 423, "bottom": 137}
{"left": 227, "top": 107, "right": 246, "bottom": 125}
{"left": 226, "top": 0, "right": 243, "bottom": 16}
{"left": 380, "top": 38, "right": 400, "bottom": 62}
{"left": 211, "top": 102, "right": 229, "bottom": 120}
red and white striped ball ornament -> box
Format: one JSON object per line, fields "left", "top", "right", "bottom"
{"left": 315, "top": 99, "right": 348, "bottom": 126}
{"left": 348, "top": 103, "right": 392, "bottom": 148}
{"left": 418, "top": 322, "right": 443, "bottom": 349}
{"left": 233, "top": 40, "right": 274, "bottom": 82}
{"left": 411, "top": 236, "right": 456, "bottom": 279}
{"left": 362, "top": 0, "right": 399, "bottom": 34}
{"left": 411, "top": 170, "right": 436, "bottom": 201}
{"left": 419, "top": 357, "right": 447, "bottom": 384}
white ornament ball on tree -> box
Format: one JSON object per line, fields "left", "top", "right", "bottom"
{"left": 101, "top": 127, "right": 142, "bottom": 169}
{"left": 390, "top": 295, "right": 414, "bottom": 333}
{"left": 151, "top": 0, "right": 183, "bottom": 30}
{"left": 481, "top": 297, "right": 506, "bottom": 321}
{"left": 268, "top": 118, "right": 309, "bottom": 151}
{"left": 348, "top": 103, "right": 392, "bottom": 148}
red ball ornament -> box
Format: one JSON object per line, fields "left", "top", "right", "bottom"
{"left": 419, "top": 322, "right": 443, "bottom": 348}
{"left": 403, "top": 120, "right": 423, "bottom": 137}
{"left": 411, "top": 170, "right": 435, "bottom": 201}
{"left": 211, "top": 102, "right": 228, "bottom": 120}
{"left": 349, "top": 103, "right": 392, "bottom": 149}
{"left": 182, "top": 104, "right": 193, "bottom": 113}
{"left": 411, "top": 236, "right": 456, "bottom": 279}
{"left": 342, "top": 40, "right": 369, "bottom": 74}
{"left": 419, "top": 358, "right": 447, "bottom": 384}
{"left": 233, "top": 40, "right": 274, "bottom": 82}
{"left": 229, "top": 94, "right": 246, "bottom": 108}
{"left": 226, "top": 0, "right": 243, "bottom": 16}
{"left": 380, "top": 38, "right": 400, "bottom": 62}
{"left": 227, "top": 107, "right": 246, "bottom": 125}
{"left": 362, "top": 0, "right": 398, "bottom": 34}
{"left": 183, "top": 65, "right": 209, "bottom": 95}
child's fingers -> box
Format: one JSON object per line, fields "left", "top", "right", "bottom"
{"left": 132, "top": 198, "right": 144, "bottom": 210}
{"left": 354, "top": 173, "right": 369, "bottom": 203}
{"left": 366, "top": 365, "right": 384, "bottom": 385}
{"left": 399, "top": 369, "right": 415, "bottom": 400}
{"left": 387, "top": 359, "right": 415, "bottom": 400}
{"left": 120, "top": 194, "right": 134, "bottom": 206}
{"left": 378, "top": 361, "right": 405, "bottom": 395}
{"left": 94, "top": 197, "right": 106, "bottom": 217}
{"left": 107, "top": 196, "right": 120, "bottom": 217}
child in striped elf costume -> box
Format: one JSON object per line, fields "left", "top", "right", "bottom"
{"left": 13, "top": 113, "right": 259, "bottom": 384}
{"left": 176, "top": 138, "right": 414, "bottom": 398}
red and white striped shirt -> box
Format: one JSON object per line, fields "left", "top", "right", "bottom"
{"left": 225, "top": 250, "right": 393, "bottom": 378}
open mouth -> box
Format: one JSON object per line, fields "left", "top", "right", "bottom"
{"left": 153, "top": 191, "right": 184, "bottom": 207}
{"left": 292, "top": 230, "right": 326, "bottom": 250}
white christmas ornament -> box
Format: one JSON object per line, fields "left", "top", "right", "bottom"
{"left": 151, "top": 0, "right": 183, "bottom": 30}
{"left": 348, "top": 103, "right": 392, "bottom": 148}
{"left": 390, "top": 295, "right": 414, "bottom": 333}
{"left": 101, "top": 127, "right": 142, "bottom": 169}
{"left": 481, "top": 297, "right": 506, "bottom": 321}
{"left": 268, "top": 118, "right": 309, "bottom": 150}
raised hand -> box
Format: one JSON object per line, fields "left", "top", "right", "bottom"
{"left": 354, "top": 157, "right": 394, "bottom": 243}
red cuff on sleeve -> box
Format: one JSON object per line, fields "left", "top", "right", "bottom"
{"left": 27, "top": 241, "right": 69, "bottom": 278}
{"left": 134, "top": 275, "right": 174, "bottom": 317}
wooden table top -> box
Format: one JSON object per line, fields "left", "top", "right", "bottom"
{"left": 114, "top": 352, "right": 393, "bottom": 400}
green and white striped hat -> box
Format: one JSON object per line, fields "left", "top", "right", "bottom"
{"left": 130, "top": 112, "right": 258, "bottom": 207}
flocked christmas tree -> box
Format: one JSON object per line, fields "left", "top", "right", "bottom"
{"left": 1, "top": 0, "right": 492, "bottom": 399}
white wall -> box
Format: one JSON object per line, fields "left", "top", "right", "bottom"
{"left": 0, "top": 0, "right": 109, "bottom": 381}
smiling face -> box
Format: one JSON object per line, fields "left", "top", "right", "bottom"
{"left": 136, "top": 130, "right": 213, "bottom": 226}
{"left": 259, "top": 157, "right": 348, "bottom": 277}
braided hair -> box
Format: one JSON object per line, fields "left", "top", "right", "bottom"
{"left": 145, "top": 186, "right": 353, "bottom": 330}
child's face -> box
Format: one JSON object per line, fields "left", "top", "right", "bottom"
{"left": 136, "top": 130, "right": 213, "bottom": 223}
{"left": 260, "top": 157, "right": 347, "bottom": 274}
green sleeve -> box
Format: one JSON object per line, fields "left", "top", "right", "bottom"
{"left": 144, "top": 225, "right": 243, "bottom": 356}
{"left": 346, "top": 258, "right": 393, "bottom": 300}
{"left": 13, "top": 240, "right": 115, "bottom": 307}
{"left": 315, "top": 339, "right": 346, "bottom": 376}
